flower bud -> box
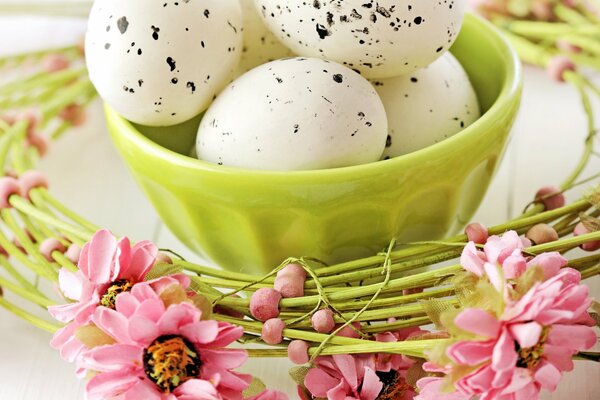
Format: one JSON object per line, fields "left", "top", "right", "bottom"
{"left": 526, "top": 224, "right": 559, "bottom": 245}
{"left": 262, "top": 318, "right": 286, "bottom": 345}
{"left": 465, "top": 222, "right": 489, "bottom": 244}
{"left": 288, "top": 340, "right": 310, "bottom": 365}
{"left": 250, "top": 288, "right": 282, "bottom": 321}
{"left": 40, "top": 238, "right": 67, "bottom": 261}
{"left": 547, "top": 56, "right": 576, "bottom": 82}
{"left": 535, "top": 186, "right": 565, "bottom": 210}
{"left": 574, "top": 222, "right": 600, "bottom": 251}
{"left": 42, "top": 53, "right": 70, "bottom": 73}
{"left": 311, "top": 309, "right": 335, "bottom": 333}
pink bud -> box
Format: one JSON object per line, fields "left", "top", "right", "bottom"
{"left": 16, "top": 109, "right": 40, "bottom": 138}
{"left": 277, "top": 263, "right": 307, "bottom": 279}
{"left": 311, "top": 309, "right": 335, "bottom": 333}
{"left": 335, "top": 322, "right": 362, "bottom": 338}
{"left": 274, "top": 263, "right": 306, "bottom": 298}
{"left": 547, "top": 56, "right": 576, "bottom": 82}
{"left": 59, "top": 104, "right": 86, "bottom": 126}
{"left": 526, "top": 223, "right": 559, "bottom": 245}
{"left": 535, "top": 186, "right": 565, "bottom": 211}
{"left": 18, "top": 170, "right": 48, "bottom": 200}
{"left": 65, "top": 244, "right": 81, "bottom": 264}
{"left": 40, "top": 238, "right": 66, "bottom": 261}
{"left": 532, "top": 0, "right": 554, "bottom": 20}
{"left": 261, "top": 318, "right": 286, "bottom": 345}
{"left": 574, "top": 222, "right": 600, "bottom": 251}
{"left": 0, "top": 177, "right": 21, "bottom": 208}
{"left": 26, "top": 134, "right": 50, "bottom": 157}
{"left": 465, "top": 222, "right": 489, "bottom": 244}
{"left": 288, "top": 340, "right": 310, "bottom": 365}
{"left": 402, "top": 287, "right": 424, "bottom": 296}
{"left": 155, "top": 252, "right": 173, "bottom": 264}
{"left": 556, "top": 39, "right": 582, "bottom": 54}
{"left": 250, "top": 288, "right": 282, "bottom": 321}
{"left": 42, "top": 53, "right": 70, "bottom": 73}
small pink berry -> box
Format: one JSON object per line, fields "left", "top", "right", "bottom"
{"left": 249, "top": 288, "right": 282, "bottom": 321}
{"left": 155, "top": 252, "right": 173, "bottom": 264}
{"left": 535, "top": 186, "right": 565, "bottom": 211}
{"left": 0, "top": 177, "right": 21, "bottom": 208}
{"left": 465, "top": 222, "right": 489, "bottom": 244}
{"left": 574, "top": 222, "right": 600, "bottom": 251}
{"left": 556, "top": 39, "right": 582, "bottom": 54}
{"left": 402, "top": 287, "right": 424, "bottom": 296}
{"left": 547, "top": 56, "right": 576, "bottom": 82}
{"left": 40, "top": 238, "right": 67, "bottom": 261}
{"left": 18, "top": 170, "right": 48, "bottom": 200}
{"left": 277, "top": 263, "right": 307, "bottom": 279}
{"left": 17, "top": 109, "right": 40, "bottom": 138}
{"left": 288, "top": 340, "right": 310, "bottom": 365}
{"left": 42, "top": 53, "right": 70, "bottom": 73}
{"left": 26, "top": 134, "right": 50, "bottom": 157}
{"left": 532, "top": 0, "right": 554, "bottom": 21}
{"left": 59, "top": 104, "right": 86, "bottom": 127}
{"left": 311, "top": 309, "right": 335, "bottom": 333}
{"left": 335, "top": 322, "right": 362, "bottom": 338}
{"left": 274, "top": 276, "right": 304, "bottom": 298}
{"left": 526, "top": 223, "right": 559, "bottom": 245}
{"left": 65, "top": 244, "right": 81, "bottom": 264}
{"left": 261, "top": 318, "right": 286, "bottom": 345}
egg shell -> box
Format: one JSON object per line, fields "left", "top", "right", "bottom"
{"left": 373, "top": 52, "right": 480, "bottom": 158}
{"left": 196, "top": 57, "right": 388, "bottom": 171}
{"left": 85, "top": 0, "right": 243, "bottom": 126}
{"left": 235, "top": 0, "right": 295, "bottom": 76}
{"left": 254, "top": 0, "right": 466, "bottom": 79}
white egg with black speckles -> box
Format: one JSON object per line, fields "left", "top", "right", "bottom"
{"left": 373, "top": 52, "right": 480, "bottom": 157}
{"left": 254, "top": 0, "right": 466, "bottom": 79}
{"left": 85, "top": 0, "right": 242, "bottom": 126}
{"left": 235, "top": 0, "right": 295, "bottom": 76}
{"left": 197, "top": 57, "right": 388, "bottom": 171}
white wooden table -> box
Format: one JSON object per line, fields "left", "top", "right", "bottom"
{"left": 0, "top": 14, "right": 598, "bottom": 400}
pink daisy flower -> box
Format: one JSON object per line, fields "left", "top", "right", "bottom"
{"left": 419, "top": 268, "right": 596, "bottom": 399}
{"left": 48, "top": 229, "right": 189, "bottom": 362}
{"left": 79, "top": 283, "right": 251, "bottom": 400}
{"left": 460, "top": 230, "right": 566, "bottom": 291}
{"left": 304, "top": 352, "right": 417, "bottom": 400}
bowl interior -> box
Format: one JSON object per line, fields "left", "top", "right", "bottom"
{"left": 130, "top": 13, "right": 519, "bottom": 169}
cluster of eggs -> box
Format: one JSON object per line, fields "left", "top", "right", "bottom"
{"left": 86, "top": 0, "right": 479, "bottom": 171}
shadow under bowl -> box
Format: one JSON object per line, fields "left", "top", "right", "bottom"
{"left": 106, "top": 13, "right": 522, "bottom": 274}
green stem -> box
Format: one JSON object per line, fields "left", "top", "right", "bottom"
{"left": 0, "top": 275, "right": 55, "bottom": 307}
{"left": 0, "top": 297, "right": 59, "bottom": 333}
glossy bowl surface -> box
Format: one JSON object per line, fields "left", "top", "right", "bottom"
{"left": 107, "top": 14, "right": 522, "bottom": 274}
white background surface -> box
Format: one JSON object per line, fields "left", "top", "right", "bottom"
{"left": 0, "top": 12, "right": 599, "bottom": 400}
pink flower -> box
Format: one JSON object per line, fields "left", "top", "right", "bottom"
{"left": 460, "top": 231, "right": 566, "bottom": 290}
{"left": 79, "top": 284, "right": 251, "bottom": 400}
{"left": 374, "top": 326, "right": 425, "bottom": 374}
{"left": 420, "top": 268, "right": 595, "bottom": 399}
{"left": 246, "top": 390, "right": 288, "bottom": 400}
{"left": 304, "top": 352, "right": 416, "bottom": 400}
{"left": 48, "top": 229, "right": 189, "bottom": 362}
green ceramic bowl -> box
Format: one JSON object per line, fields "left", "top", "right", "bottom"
{"left": 106, "top": 14, "right": 522, "bottom": 275}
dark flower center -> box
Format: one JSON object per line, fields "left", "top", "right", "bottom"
{"left": 516, "top": 326, "right": 550, "bottom": 370}
{"left": 143, "top": 335, "right": 202, "bottom": 393}
{"left": 99, "top": 279, "right": 134, "bottom": 309}
{"left": 376, "top": 370, "right": 411, "bottom": 400}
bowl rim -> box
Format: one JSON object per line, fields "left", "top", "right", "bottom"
{"left": 106, "top": 13, "right": 522, "bottom": 180}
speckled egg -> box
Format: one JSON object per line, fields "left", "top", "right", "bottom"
{"left": 254, "top": 0, "right": 466, "bottom": 78}
{"left": 235, "top": 0, "right": 295, "bottom": 75}
{"left": 196, "top": 57, "right": 388, "bottom": 171}
{"left": 373, "top": 52, "right": 480, "bottom": 157}
{"left": 85, "top": 0, "right": 243, "bottom": 126}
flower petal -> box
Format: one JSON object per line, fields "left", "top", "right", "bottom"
{"left": 454, "top": 308, "right": 501, "bottom": 338}
{"left": 85, "top": 229, "right": 118, "bottom": 284}
{"left": 305, "top": 368, "right": 342, "bottom": 397}
{"left": 527, "top": 252, "right": 566, "bottom": 280}
{"left": 58, "top": 268, "right": 84, "bottom": 301}
{"left": 123, "top": 381, "right": 162, "bottom": 400}
{"left": 129, "top": 315, "right": 159, "bottom": 345}
{"left": 543, "top": 344, "right": 574, "bottom": 372}
{"left": 173, "top": 379, "right": 221, "bottom": 400}
{"left": 180, "top": 320, "right": 220, "bottom": 344}
{"left": 447, "top": 340, "right": 495, "bottom": 366}
{"left": 201, "top": 348, "right": 248, "bottom": 370}
{"left": 460, "top": 242, "right": 485, "bottom": 276}
{"left": 93, "top": 307, "right": 131, "bottom": 344}
{"left": 124, "top": 240, "right": 158, "bottom": 282}
{"left": 547, "top": 324, "right": 596, "bottom": 351}
{"left": 332, "top": 354, "right": 359, "bottom": 390}
{"left": 80, "top": 344, "right": 142, "bottom": 371}
{"left": 85, "top": 369, "right": 139, "bottom": 400}
{"left": 158, "top": 303, "right": 200, "bottom": 334}
{"left": 534, "top": 361, "right": 562, "bottom": 392}
{"left": 492, "top": 330, "right": 518, "bottom": 372}
{"left": 508, "top": 321, "right": 542, "bottom": 349}
{"left": 359, "top": 367, "right": 383, "bottom": 400}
